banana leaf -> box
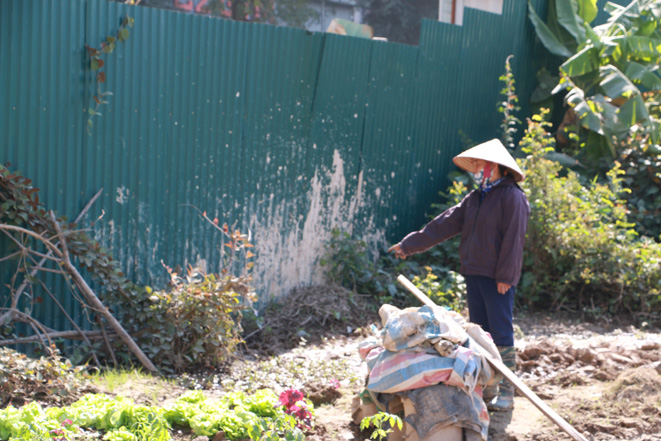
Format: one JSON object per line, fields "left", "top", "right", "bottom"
{"left": 624, "top": 61, "right": 661, "bottom": 90}
{"left": 529, "top": 1, "right": 574, "bottom": 57}
{"left": 618, "top": 93, "right": 649, "bottom": 126}
{"left": 557, "top": 0, "right": 587, "bottom": 42}
{"left": 626, "top": 36, "right": 661, "bottom": 60}
{"left": 577, "top": 0, "right": 598, "bottom": 24}
{"left": 566, "top": 87, "right": 604, "bottom": 134}
{"left": 561, "top": 45, "right": 600, "bottom": 77}
{"left": 599, "top": 65, "right": 650, "bottom": 125}
{"left": 600, "top": 65, "right": 639, "bottom": 97}
{"left": 531, "top": 68, "right": 560, "bottom": 103}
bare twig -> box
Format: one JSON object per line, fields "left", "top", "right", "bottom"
{"left": 9, "top": 310, "right": 54, "bottom": 349}
{"left": 96, "top": 315, "right": 118, "bottom": 367}
{"left": 0, "top": 251, "right": 22, "bottom": 263}
{"left": 25, "top": 249, "right": 63, "bottom": 262}
{"left": 0, "top": 189, "right": 103, "bottom": 325}
{"left": 36, "top": 278, "right": 101, "bottom": 366}
{"left": 28, "top": 267, "right": 67, "bottom": 275}
{"left": 0, "top": 225, "right": 62, "bottom": 258}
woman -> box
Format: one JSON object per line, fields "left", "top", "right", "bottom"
{"left": 388, "top": 138, "right": 529, "bottom": 412}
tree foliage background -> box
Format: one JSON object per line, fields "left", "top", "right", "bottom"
{"left": 358, "top": 0, "right": 438, "bottom": 45}
{"left": 119, "top": 0, "right": 318, "bottom": 28}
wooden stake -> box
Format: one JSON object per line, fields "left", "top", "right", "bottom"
{"left": 396, "top": 275, "right": 589, "bottom": 441}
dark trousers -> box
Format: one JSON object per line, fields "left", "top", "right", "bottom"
{"left": 465, "top": 275, "right": 514, "bottom": 347}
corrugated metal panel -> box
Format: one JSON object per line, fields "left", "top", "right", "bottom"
{"left": 358, "top": 41, "right": 420, "bottom": 241}
{"left": 0, "top": 0, "right": 89, "bottom": 336}
{"left": 1, "top": 0, "right": 555, "bottom": 339}
{"left": 405, "top": 0, "right": 552, "bottom": 233}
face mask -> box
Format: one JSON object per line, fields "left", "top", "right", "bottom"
{"left": 471, "top": 162, "right": 492, "bottom": 187}
{"left": 471, "top": 169, "right": 485, "bottom": 185}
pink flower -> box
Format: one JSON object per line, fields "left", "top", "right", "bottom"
{"left": 62, "top": 419, "right": 73, "bottom": 426}
{"left": 329, "top": 379, "right": 340, "bottom": 389}
{"left": 279, "top": 389, "right": 304, "bottom": 407}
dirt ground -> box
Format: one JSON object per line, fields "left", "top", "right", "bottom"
{"left": 93, "top": 286, "right": 661, "bottom": 441}
{"left": 292, "top": 310, "right": 661, "bottom": 441}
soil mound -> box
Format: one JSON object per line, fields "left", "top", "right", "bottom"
{"left": 243, "top": 285, "right": 379, "bottom": 354}
{"left": 606, "top": 366, "right": 661, "bottom": 402}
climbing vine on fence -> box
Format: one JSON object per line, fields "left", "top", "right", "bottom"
{"left": 0, "top": 164, "right": 256, "bottom": 371}
{"left": 85, "top": 15, "right": 134, "bottom": 135}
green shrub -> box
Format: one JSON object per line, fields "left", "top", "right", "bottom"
{"left": 320, "top": 229, "right": 466, "bottom": 312}
{"left": 0, "top": 164, "right": 256, "bottom": 371}
{"left": 411, "top": 267, "right": 466, "bottom": 313}
{"left": 320, "top": 229, "right": 407, "bottom": 303}
{"left": 618, "top": 92, "right": 661, "bottom": 241}
{"left": 135, "top": 254, "right": 254, "bottom": 372}
{"left": 519, "top": 112, "right": 661, "bottom": 314}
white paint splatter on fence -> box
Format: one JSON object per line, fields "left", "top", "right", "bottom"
{"left": 115, "top": 187, "right": 130, "bottom": 204}
{"left": 250, "top": 149, "right": 385, "bottom": 300}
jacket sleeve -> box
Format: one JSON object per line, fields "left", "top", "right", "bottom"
{"left": 495, "top": 188, "right": 529, "bottom": 286}
{"left": 398, "top": 193, "right": 471, "bottom": 256}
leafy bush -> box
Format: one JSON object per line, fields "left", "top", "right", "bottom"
{"left": 0, "top": 347, "right": 89, "bottom": 408}
{"left": 141, "top": 263, "right": 254, "bottom": 373}
{"left": 619, "top": 92, "right": 661, "bottom": 241}
{"left": 1, "top": 165, "right": 257, "bottom": 371}
{"left": 411, "top": 267, "right": 466, "bottom": 313}
{"left": 519, "top": 111, "right": 661, "bottom": 314}
{"left": 320, "top": 229, "right": 407, "bottom": 302}
{"left": 320, "top": 229, "right": 466, "bottom": 312}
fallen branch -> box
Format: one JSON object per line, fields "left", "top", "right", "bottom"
{"left": 36, "top": 278, "right": 101, "bottom": 366}
{"left": 0, "top": 188, "right": 102, "bottom": 326}
{"left": 0, "top": 330, "right": 117, "bottom": 346}
{"left": 49, "top": 211, "right": 158, "bottom": 373}
{"left": 97, "top": 315, "right": 118, "bottom": 367}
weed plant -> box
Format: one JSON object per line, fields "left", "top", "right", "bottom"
{"left": 320, "top": 229, "right": 467, "bottom": 312}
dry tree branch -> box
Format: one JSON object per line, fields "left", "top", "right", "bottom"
{"left": 8, "top": 309, "right": 54, "bottom": 349}
{"left": 0, "top": 250, "right": 22, "bottom": 263}
{"left": 35, "top": 278, "right": 101, "bottom": 366}
{"left": 48, "top": 212, "right": 158, "bottom": 373}
{"left": 0, "top": 225, "right": 63, "bottom": 258}
{"left": 0, "top": 330, "right": 116, "bottom": 346}
{"left": 96, "top": 315, "right": 118, "bottom": 367}
{"left": 0, "top": 189, "right": 102, "bottom": 326}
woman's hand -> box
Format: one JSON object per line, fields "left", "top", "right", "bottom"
{"left": 497, "top": 282, "right": 511, "bottom": 294}
{"left": 388, "top": 244, "right": 406, "bottom": 259}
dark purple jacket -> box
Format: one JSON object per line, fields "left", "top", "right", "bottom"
{"left": 399, "top": 176, "right": 529, "bottom": 286}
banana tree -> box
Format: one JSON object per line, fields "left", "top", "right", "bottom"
{"left": 529, "top": 0, "right": 661, "bottom": 158}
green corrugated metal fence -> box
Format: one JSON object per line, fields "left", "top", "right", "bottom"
{"left": 1, "top": 0, "right": 552, "bottom": 337}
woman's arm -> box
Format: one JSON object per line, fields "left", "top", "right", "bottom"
{"left": 390, "top": 192, "right": 472, "bottom": 258}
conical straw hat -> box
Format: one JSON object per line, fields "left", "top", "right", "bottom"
{"left": 452, "top": 139, "right": 525, "bottom": 182}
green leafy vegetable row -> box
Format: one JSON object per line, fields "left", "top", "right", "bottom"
{"left": 0, "top": 390, "right": 308, "bottom": 441}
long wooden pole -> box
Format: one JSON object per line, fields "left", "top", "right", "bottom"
{"left": 396, "top": 275, "right": 588, "bottom": 441}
